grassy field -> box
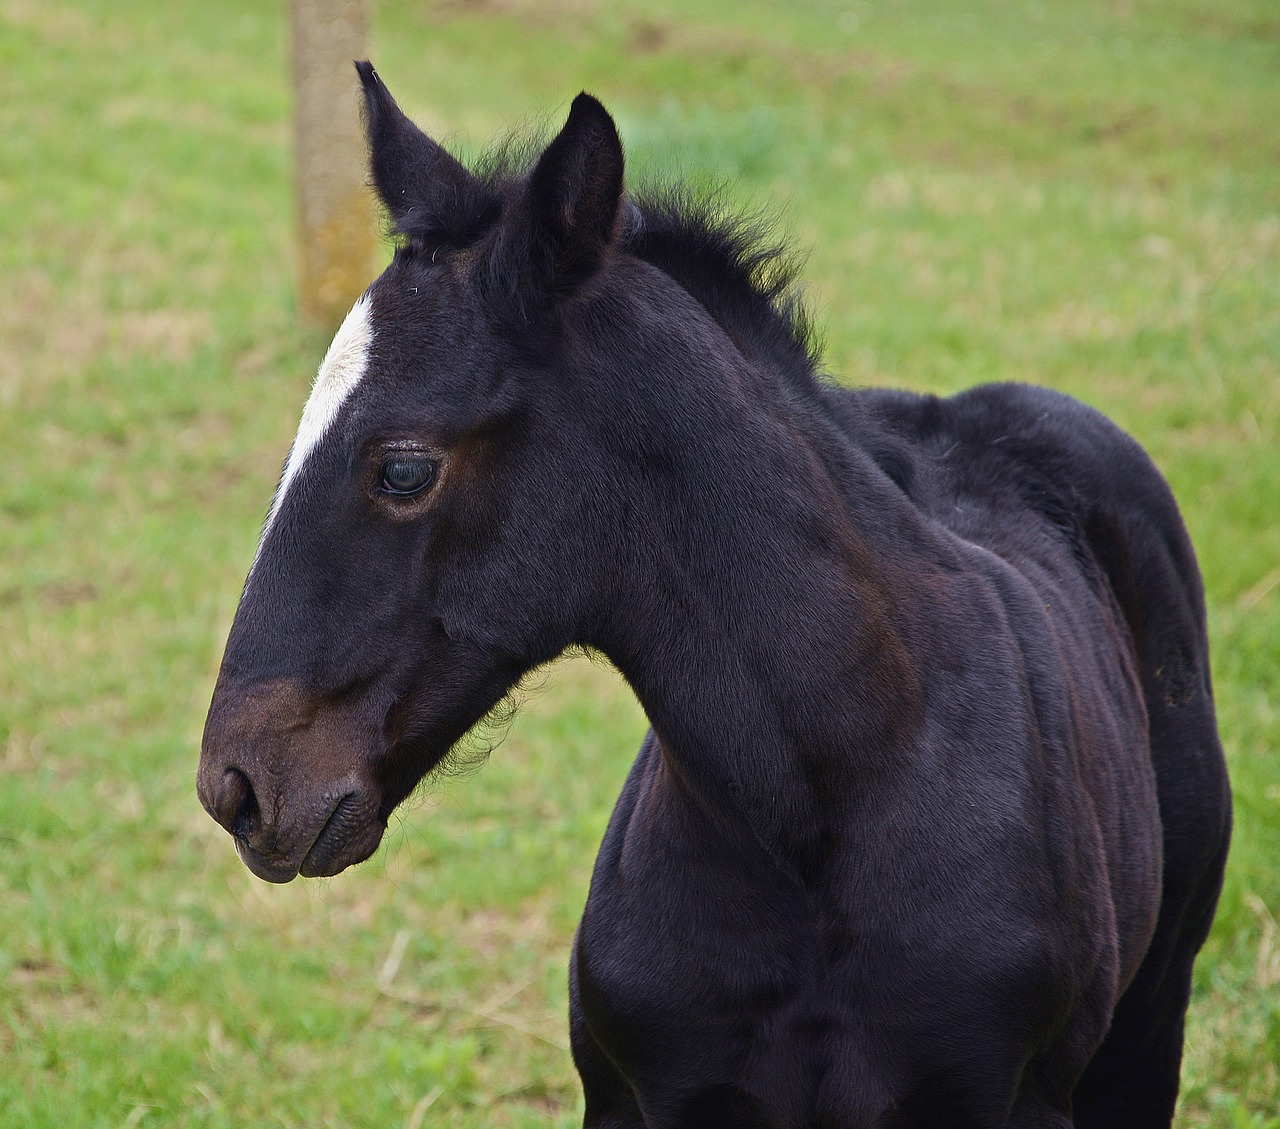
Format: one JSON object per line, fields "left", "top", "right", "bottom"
{"left": 2, "top": 0, "right": 1278, "bottom": 1125}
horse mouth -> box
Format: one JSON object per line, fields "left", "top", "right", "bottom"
{"left": 234, "top": 837, "right": 304, "bottom": 884}
{"left": 232, "top": 790, "right": 385, "bottom": 883}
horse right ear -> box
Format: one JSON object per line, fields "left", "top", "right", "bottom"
{"left": 355, "top": 61, "right": 497, "bottom": 247}
{"left": 520, "top": 92, "right": 625, "bottom": 297}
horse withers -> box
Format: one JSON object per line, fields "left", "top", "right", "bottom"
{"left": 198, "top": 63, "right": 1231, "bottom": 1128}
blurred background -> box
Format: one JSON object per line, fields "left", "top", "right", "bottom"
{"left": 1, "top": 0, "right": 1277, "bottom": 1125}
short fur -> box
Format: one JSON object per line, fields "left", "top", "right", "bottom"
{"left": 199, "top": 65, "right": 1231, "bottom": 1128}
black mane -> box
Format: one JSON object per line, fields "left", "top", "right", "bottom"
{"left": 625, "top": 187, "right": 822, "bottom": 388}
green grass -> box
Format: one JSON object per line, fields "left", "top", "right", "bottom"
{"left": 2, "top": 0, "right": 1278, "bottom": 1124}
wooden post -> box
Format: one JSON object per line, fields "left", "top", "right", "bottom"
{"left": 289, "top": 0, "right": 376, "bottom": 327}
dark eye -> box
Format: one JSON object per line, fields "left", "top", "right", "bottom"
{"left": 379, "top": 457, "right": 437, "bottom": 497}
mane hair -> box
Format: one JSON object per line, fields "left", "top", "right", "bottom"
{"left": 624, "top": 185, "right": 824, "bottom": 388}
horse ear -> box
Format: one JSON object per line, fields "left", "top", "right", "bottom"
{"left": 354, "top": 61, "right": 494, "bottom": 245}
{"left": 523, "top": 93, "right": 624, "bottom": 295}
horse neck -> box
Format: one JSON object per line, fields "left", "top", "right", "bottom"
{"left": 586, "top": 362, "right": 933, "bottom": 866}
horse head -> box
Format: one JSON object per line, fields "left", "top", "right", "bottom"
{"left": 198, "top": 66, "right": 636, "bottom": 881}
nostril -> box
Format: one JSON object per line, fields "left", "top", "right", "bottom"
{"left": 216, "top": 767, "right": 260, "bottom": 840}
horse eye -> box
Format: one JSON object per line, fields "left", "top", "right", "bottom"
{"left": 379, "top": 457, "right": 437, "bottom": 497}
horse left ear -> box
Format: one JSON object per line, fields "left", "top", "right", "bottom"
{"left": 523, "top": 93, "right": 625, "bottom": 296}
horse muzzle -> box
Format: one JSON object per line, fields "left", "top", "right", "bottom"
{"left": 198, "top": 676, "right": 389, "bottom": 882}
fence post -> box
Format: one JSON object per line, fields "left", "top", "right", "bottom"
{"left": 289, "top": 0, "right": 376, "bottom": 327}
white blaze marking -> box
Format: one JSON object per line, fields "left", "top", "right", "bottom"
{"left": 249, "top": 294, "right": 374, "bottom": 570}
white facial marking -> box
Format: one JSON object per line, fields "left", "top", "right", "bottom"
{"left": 251, "top": 294, "right": 374, "bottom": 564}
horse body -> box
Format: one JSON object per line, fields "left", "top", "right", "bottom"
{"left": 197, "top": 67, "right": 1230, "bottom": 1127}
{"left": 569, "top": 374, "right": 1168, "bottom": 1127}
